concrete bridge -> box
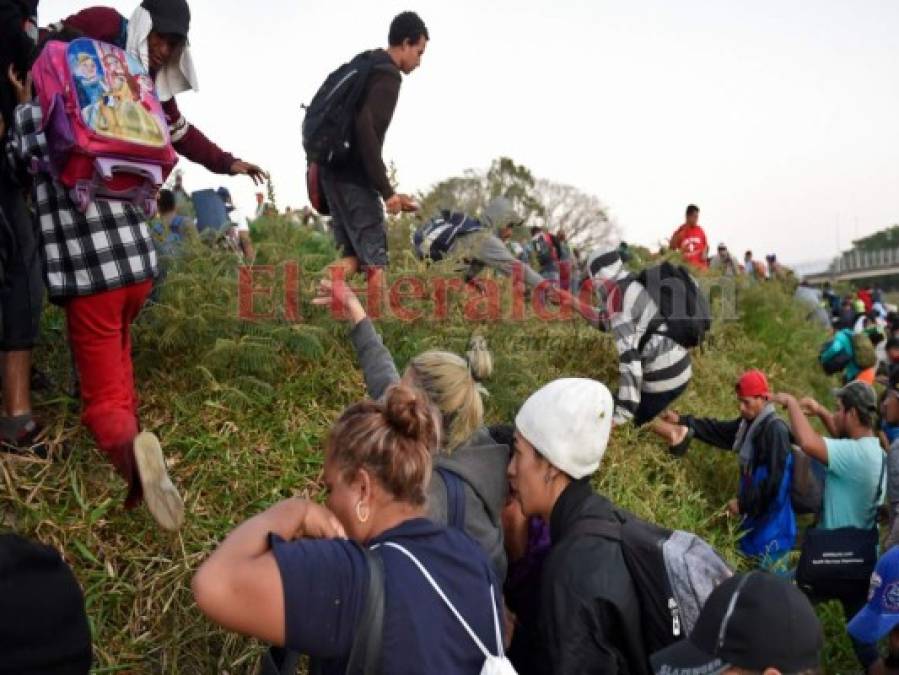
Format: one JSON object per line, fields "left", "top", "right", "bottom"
{"left": 803, "top": 248, "right": 899, "bottom": 285}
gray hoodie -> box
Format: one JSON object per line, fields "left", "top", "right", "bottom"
{"left": 349, "top": 318, "right": 509, "bottom": 581}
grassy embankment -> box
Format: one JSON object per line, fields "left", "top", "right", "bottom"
{"left": 0, "top": 217, "right": 858, "bottom": 673}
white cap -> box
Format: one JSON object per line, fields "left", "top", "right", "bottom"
{"left": 514, "top": 378, "right": 614, "bottom": 479}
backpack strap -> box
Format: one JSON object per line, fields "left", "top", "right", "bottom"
{"left": 563, "top": 517, "right": 623, "bottom": 542}
{"left": 378, "top": 541, "right": 504, "bottom": 660}
{"left": 435, "top": 466, "right": 466, "bottom": 530}
{"left": 870, "top": 454, "right": 887, "bottom": 529}
{"left": 345, "top": 546, "right": 387, "bottom": 675}
{"left": 259, "top": 647, "right": 300, "bottom": 675}
{"left": 299, "top": 546, "right": 386, "bottom": 675}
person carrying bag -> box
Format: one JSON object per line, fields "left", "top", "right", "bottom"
{"left": 797, "top": 455, "right": 885, "bottom": 599}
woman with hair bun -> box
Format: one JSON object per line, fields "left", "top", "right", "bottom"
{"left": 193, "top": 384, "right": 506, "bottom": 673}
{"left": 316, "top": 277, "right": 510, "bottom": 581}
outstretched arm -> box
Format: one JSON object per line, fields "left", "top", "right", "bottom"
{"left": 162, "top": 98, "right": 265, "bottom": 182}
{"left": 800, "top": 397, "right": 839, "bottom": 437}
{"left": 314, "top": 277, "right": 400, "bottom": 399}
{"left": 773, "top": 393, "right": 828, "bottom": 465}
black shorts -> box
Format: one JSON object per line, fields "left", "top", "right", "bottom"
{"left": 633, "top": 384, "right": 688, "bottom": 427}
{"left": 0, "top": 178, "right": 43, "bottom": 351}
{"left": 320, "top": 168, "right": 387, "bottom": 269}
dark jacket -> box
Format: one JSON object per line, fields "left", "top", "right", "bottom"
{"left": 537, "top": 478, "right": 648, "bottom": 675}
{"left": 680, "top": 412, "right": 796, "bottom": 558}
{"left": 680, "top": 413, "right": 791, "bottom": 520}
{"left": 50, "top": 7, "right": 238, "bottom": 175}
{"left": 349, "top": 317, "right": 509, "bottom": 580}
{"left": 335, "top": 50, "right": 401, "bottom": 201}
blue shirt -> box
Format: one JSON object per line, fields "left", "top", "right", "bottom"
{"left": 823, "top": 436, "right": 885, "bottom": 530}
{"left": 272, "top": 517, "right": 501, "bottom": 674}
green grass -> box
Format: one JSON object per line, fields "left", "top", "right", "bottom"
{"left": 0, "top": 218, "right": 861, "bottom": 673}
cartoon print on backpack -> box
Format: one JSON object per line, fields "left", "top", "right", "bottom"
{"left": 71, "top": 51, "right": 107, "bottom": 129}
{"left": 67, "top": 40, "right": 166, "bottom": 146}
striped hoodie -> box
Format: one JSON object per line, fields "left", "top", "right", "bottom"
{"left": 588, "top": 251, "right": 693, "bottom": 424}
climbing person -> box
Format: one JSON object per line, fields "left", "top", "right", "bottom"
{"left": 653, "top": 370, "right": 796, "bottom": 567}
{"left": 315, "top": 276, "right": 510, "bottom": 582}
{"left": 5, "top": 45, "right": 184, "bottom": 530}
{"left": 47, "top": 1, "right": 267, "bottom": 184}
{"left": 309, "top": 11, "right": 426, "bottom": 276}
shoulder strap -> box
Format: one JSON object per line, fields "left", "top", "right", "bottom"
{"left": 345, "top": 546, "right": 386, "bottom": 675}
{"left": 871, "top": 453, "right": 887, "bottom": 528}
{"left": 435, "top": 467, "right": 466, "bottom": 529}
{"left": 260, "top": 647, "right": 300, "bottom": 675}
{"left": 563, "top": 517, "right": 623, "bottom": 542}
{"left": 378, "top": 541, "right": 503, "bottom": 660}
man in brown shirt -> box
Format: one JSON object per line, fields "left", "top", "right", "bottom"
{"left": 321, "top": 11, "right": 428, "bottom": 275}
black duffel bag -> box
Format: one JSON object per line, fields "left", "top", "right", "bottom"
{"left": 796, "top": 455, "right": 885, "bottom": 599}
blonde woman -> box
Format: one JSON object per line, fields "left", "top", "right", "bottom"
{"left": 316, "top": 278, "right": 509, "bottom": 581}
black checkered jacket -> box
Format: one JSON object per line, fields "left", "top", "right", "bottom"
{"left": 5, "top": 102, "right": 157, "bottom": 302}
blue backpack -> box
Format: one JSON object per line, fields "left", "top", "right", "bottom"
{"left": 435, "top": 466, "right": 466, "bottom": 529}
{"left": 413, "top": 211, "right": 486, "bottom": 262}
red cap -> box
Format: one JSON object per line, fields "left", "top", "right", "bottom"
{"left": 736, "top": 370, "right": 771, "bottom": 399}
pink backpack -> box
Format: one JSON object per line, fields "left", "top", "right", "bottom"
{"left": 30, "top": 38, "right": 177, "bottom": 216}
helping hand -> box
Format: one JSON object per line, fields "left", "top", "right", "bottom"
{"left": 770, "top": 392, "right": 796, "bottom": 408}
{"left": 7, "top": 65, "right": 32, "bottom": 105}
{"left": 312, "top": 276, "right": 365, "bottom": 323}
{"left": 385, "top": 193, "right": 419, "bottom": 215}
{"left": 799, "top": 397, "right": 822, "bottom": 417}
{"left": 230, "top": 160, "right": 268, "bottom": 185}
{"left": 659, "top": 410, "right": 680, "bottom": 425}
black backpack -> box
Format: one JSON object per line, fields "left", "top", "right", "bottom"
{"left": 302, "top": 50, "right": 393, "bottom": 166}
{"left": 567, "top": 512, "right": 732, "bottom": 655}
{"left": 624, "top": 262, "right": 711, "bottom": 350}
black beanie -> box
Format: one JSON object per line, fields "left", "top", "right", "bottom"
{"left": 140, "top": 0, "right": 191, "bottom": 38}
{"left": 0, "top": 534, "right": 92, "bottom": 674}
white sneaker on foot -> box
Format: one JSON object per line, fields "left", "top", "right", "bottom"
{"left": 133, "top": 431, "right": 185, "bottom": 531}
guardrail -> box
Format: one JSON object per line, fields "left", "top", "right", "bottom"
{"left": 833, "top": 248, "right": 899, "bottom": 273}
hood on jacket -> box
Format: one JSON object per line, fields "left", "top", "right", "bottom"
{"left": 127, "top": 4, "right": 197, "bottom": 101}
{"left": 436, "top": 426, "right": 509, "bottom": 523}
{"left": 481, "top": 196, "right": 523, "bottom": 233}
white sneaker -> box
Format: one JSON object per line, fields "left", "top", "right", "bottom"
{"left": 133, "top": 431, "right": 185, "bottom": 532}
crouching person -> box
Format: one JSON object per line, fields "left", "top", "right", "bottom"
{"left": 654, "top": 370, "right": 797, "bottom": 568}
{"left": 508, "top": 378, "right": 648, "bottom": 674}
{"left": 193, "top": 384, "right": 509, "bottom": 673}
{"left": 5, "top": 73, "right": 183, "bottom": 530}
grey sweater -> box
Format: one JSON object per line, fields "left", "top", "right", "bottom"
{"left": 350, "top": 317, "right": 509, "bottom": 581}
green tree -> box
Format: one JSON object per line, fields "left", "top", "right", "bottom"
{"left": 484, "top": 157, "right": 545, "bottom": 223}
{"left": 852, "top": 224, "right": 899, "bottom": 252}
{"left": 417, "top": 156, "right": 545, "bottom": 223}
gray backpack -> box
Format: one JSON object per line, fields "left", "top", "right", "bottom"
{"left": 567, "top": 513, "right": 733, "bottom": 653}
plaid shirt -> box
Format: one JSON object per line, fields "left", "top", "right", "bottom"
{"left": 5, "top": 102, "right": 157, "bottom": 302}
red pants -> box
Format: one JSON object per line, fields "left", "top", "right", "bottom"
{"left": 65, "top": 280, "right": 152, "bottom": 507}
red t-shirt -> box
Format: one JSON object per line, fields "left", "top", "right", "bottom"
{"left": 670, "top": 224, "right": 709, "bottom": 269}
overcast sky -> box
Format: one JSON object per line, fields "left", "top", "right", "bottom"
{"left": 46, "top": 0, "right": 898, "bottom": 264}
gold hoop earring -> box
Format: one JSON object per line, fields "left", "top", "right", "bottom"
{"left": 355, "top": 501, "right": 370, "bottom": 524}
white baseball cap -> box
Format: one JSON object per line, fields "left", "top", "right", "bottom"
{"left": 514, "top": 378, "right": 614, "bottom": 479}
